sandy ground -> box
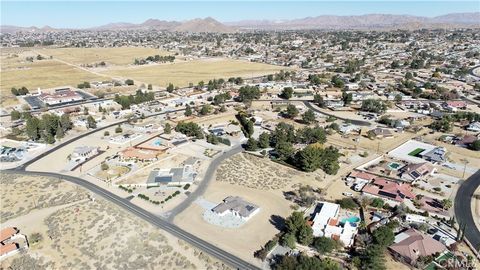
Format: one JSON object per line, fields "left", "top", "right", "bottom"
{"left": 0, "top": 173, "right": 230, "bottom": 270}
{"left": 174, "top": 151, "right": 337, "bottom": 265}
{"left": 174, "top": 182, "right": 291, "bottom": 267}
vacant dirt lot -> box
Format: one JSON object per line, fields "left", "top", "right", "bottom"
{"left": 216, "top": 153, "right": 323, "bottom": 190}
{"left": 0, "top": 173, "right": 230, "bottom": 270}
{"left": 101, "top": 58, "right": 286, "bottom": 88}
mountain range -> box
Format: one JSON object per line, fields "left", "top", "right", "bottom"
{"left": 1, "top": 13, "right": 479, "bottom": 33}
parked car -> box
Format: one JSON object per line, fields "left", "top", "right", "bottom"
{"left": 342, "top": 192, "right": 353, "bottom": 197}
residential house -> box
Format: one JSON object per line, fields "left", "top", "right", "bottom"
{"left": 368, "top": 128, "right": 394, "bottom": 139}
{"left": 311, "top": 202, "right": 358, "bottom": 247}
{"left": 420, "top": 147, "right": 447, "bottom": 164}
{"left": 466, "top": 122, "right": 480, "bottom": 132}
{"left": 442, "top": 101, "right": 467, "bottom": 111}
{"left": 362, "top": 178, "right": 415, "bottom": 204}
{"left": 400, "top": 162, "right": 436, "bottom": 182}
{"left": 389, "top": 229, "right": 447, "bottom": 266}
{"left": 211, "top": 196, "right": 260, "bottom": 221}
{"left": 72, "top": 146, "right": 99, "bottom": 160}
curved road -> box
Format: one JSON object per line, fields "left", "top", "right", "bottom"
{"left": 302, "top": 101, "right": 372, "bottom": 126}
{"left": 7, "top": 102, "right": 260, "bottom": 269}
{"left": 3, "top": 169, "right": 259, "bottom": 270}
{"left": 454, "top": 170, "right": 480, "bottom": 252}
{"left": 166, "top": 144, "right": 244, "bottom": 221}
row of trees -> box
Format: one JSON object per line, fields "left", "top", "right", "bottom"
{"left": 113, "top": 89, "right": 155, "bottom": 109}
{"left": 134, "top": 55, "right": 175, "bottom": 65}
{"left": 11, "top": 87, "right": 29, "bottom": 96}
{"left": 25, "top": 113, "right": 73, "bottom": 143}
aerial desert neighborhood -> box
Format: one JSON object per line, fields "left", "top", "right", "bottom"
{"left": 0, "top": 1, "right": 480, "bottom": 269}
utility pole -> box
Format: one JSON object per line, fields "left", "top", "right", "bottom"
{"left": 462, "top": 158, "right": 469, "bottom": 179}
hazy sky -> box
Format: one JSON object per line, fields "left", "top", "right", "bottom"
{"left": 2, "top": 1, "right": 479, "bottom": 28}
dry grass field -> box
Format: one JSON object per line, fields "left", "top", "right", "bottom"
{"left": 38, "top": 47, "right": 172, "bottom": 66}
{"left": 0, "top": 173, "right": 230, "bottom": 270}
{"left": 101, "top": 58, "right": 286, "bottom": 87}
{"left": 1, "top": 60, "right": 104, "bottom": 94}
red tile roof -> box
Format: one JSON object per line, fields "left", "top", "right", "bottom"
{"left": 362, "top": 178, "right": 415, "bottom": 202}
{"left": 0, "top": 243, "right": 18, "bottom": 256}
{"left": 0, "top": 227, "right": 18, "bottom": 243}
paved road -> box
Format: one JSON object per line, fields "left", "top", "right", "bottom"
{"left": 7, "top": 101, "right": 262, "bottom": 269}
{"left": 454, "top": 169, "right": 480, "bottom": 251}
{"left": 302, "top": 101, "right": 372, "bottom": 126}
{"left": 166, "top": 144, "right": 244, "bottom": 221}
{"left": 2, "top": 169, "right": 259, "bottom": 270}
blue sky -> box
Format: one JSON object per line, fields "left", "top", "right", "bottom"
{"left": 2, "top": 1, "right": 479, "bottom": 28}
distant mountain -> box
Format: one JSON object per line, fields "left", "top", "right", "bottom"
{"left": 173, "top": 17, "right": 235, "bottom": 33}
{"left": 228, "top": 12, "right": 480, "bottom": 30}
{"left": 92, "top": 17, "right": 233, "bottom": 32}
{"left": 1, "top": 13, "right": 478, "bottom": 33}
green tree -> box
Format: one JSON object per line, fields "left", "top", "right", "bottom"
{"left": 245, "top": 138, "right": 258, "bottom": 151}
{"left": 10, "top": 110, "right": 21, "bottom": 121}
{"left": 258, "top": 132, "right": 271, "bottom": 148}
{"left": 469, "top": 140, "right": 480, "bottom": 151}
{"left": 26, "top": 116, "right": 41, "bottom": 141}
{"left": 115, "top": 125, "right": 122, "bottom": 133}
{"left": 297, "top": 224, "right": 313, "bottom": 245}
{"left": 86, "top": 116, "right": 97, "bottom": 129}
{"left": 164, "top": 123, "right": 172, "bottom": 134}
{"left": 405, "top": 72, "right": 414, "bottom": 80}
{"left": 55, "top": 124, "right": 64, "bottom": 139}
{"left": 302, "top": 109, "right": 316, "bottom": 124}
{"left": 373, "top": 225, "right": 395, "bottom": 247}
{"left": 185, "top": 104, "right": 193, "bottom": 116}
{"left": 101, "top": 162, "right": 109, "bottom": 171}
{"left": 284, "top": 104, "right": 299, "bottom": 119}
{"left": 342, "top": 91, "right": 353, "bottom": 105}
{"left": 363, "top": 244, "right": 387, "bottom": 270}
{"left": 238, "top": 86, "right": 261, "bottom": 103}
{"left": 336, "top": 198, "right": 358, "bottom": 210}
{"left": 125, "top": 79, "right": 134, "bottom": 85}
{"left": 280, "top": 232, "right": 296, "bottom": 249}
{"left": 281, "top": 87, "right": 294, "bottom": 99}
{"left": 371, "top": 198, "right": 385, "bottom": 208}
{"left": 274, "top": 140, "right": 294, "bottom": 161}
{"left": 104, "top": 131, "right": 110, "bottom": 136}
{"left": 441, "top": 199, "right": 452, "bottom": 210}
{"left": 166, "top": 83, "right": 174, "bottom": 93}
{"left": 199, "top": 104, "right": 212, "bottom": 115}
{"left": 313, "top": 237, "right": 338, "bottom": 254}
{"left": 313, "top": 94, "right": 325, "bottom": 107}
{"left": 175, "top": 122, "right": 204, "bottom": 139}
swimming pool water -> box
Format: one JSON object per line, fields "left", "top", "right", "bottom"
{"left": 341, "top": 216, "right": 360, "bottom": 224}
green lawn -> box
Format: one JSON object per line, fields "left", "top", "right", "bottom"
{"left": 408, "top": 148, "right": 425, "bottom": 157}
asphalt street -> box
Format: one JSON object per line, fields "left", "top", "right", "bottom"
{"left": 3, "top": 169, "right": 260, "bottom": 270}
{"left": 454, "top": 169, "right": 480, "bottom": 251}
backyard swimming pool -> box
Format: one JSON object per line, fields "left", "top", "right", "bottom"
{"left": 341, "top": 216, "right": 360, "bottom": 224}
{"left": 388, "top": 162, "right": 402, "bottom": 170}
{"left": 152, "top": 139, "right": 162, "bottom": 146}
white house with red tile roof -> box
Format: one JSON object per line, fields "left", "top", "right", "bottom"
{"left": 361, "top": 178, "right": 415, "bottom": 204}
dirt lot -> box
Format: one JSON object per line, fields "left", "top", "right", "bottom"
{"left": 216, "top": 153, "right": 324, "bottom": 190}
{"left": 37, "top": 47, "right": 172, "bottom": 66}
{"left": 101, "top": 58, "right": 286, "bottom": 88}
{"left": 174, "top": 152, "right": 333, "bottom": 265}
{"left": 0, "top": 173, "right": 229, "bottom": 270}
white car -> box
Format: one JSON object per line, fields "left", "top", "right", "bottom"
{"left": 342, "top": 192, "right": 353, "bottom": 197}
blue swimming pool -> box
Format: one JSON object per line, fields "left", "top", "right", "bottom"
{"left": 341, "top": 216, "right": 360, "bottom": 224}
{"left": 152, "top": 139, "right": 162, "bottom": 146}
